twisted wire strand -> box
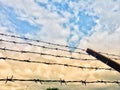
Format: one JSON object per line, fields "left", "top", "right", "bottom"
{"left": 0, "top": 47, "right": 97, "bottom": 61}
{"left": 0, "top": 39, "right": 87, "bottom": 55}
{"left": 0, "top": 76, "right": 119, "bottom": 85}
{"left": 0, "top": 56, "right": 113, "bottom": 71}
{"left": 99, "top": 52, "right": 120, "bottom": 58}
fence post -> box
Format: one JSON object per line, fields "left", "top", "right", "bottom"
{"left": 86, "top": 48, "right": 120, "bottom": 73}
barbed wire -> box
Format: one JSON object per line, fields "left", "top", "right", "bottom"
{"left": 99, "top": 52, "right": 120, "bottom": 58}
{"left": 0, "top": 76, "right": 119, "bottom": 85}
{"left": 0, "top": 47, "right": 97, "bottom": 61}
{"left": 0, "top": 39, "right": 119, "bottom": 60}
{"left": 0, "top": 47, "right": 119, "bottom": 61}
{"left": 0, "top": 39, "right": 87, "bottom": 55}
{"left": 0, "top": 33, "right": 86, "bottom": 51}
{"left": 0, "top": 33, "right": 120, "bottom": 58}
{"left": 0, "top": 56, "right": 113, "bottom": 71}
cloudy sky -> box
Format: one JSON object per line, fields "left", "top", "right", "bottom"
{"left": 0, "top": 0, "right": 120, "bottom": 90}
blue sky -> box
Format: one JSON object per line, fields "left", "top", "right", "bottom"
{"left": 0, "top": 0, "right": 100, "bottom": 51}
{"left": 0, "top": 2, "right": 41, "bottom": 35}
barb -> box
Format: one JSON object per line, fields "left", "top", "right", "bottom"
{"left": 0, "top": 39, "right": 87, "bottom": 55}
{"left": 0, "top": 47, "right": 97, "bottom": 61}
{"left": 5, "top": 75, "right": 14, "bottom": 84}
{"left": 0, "top": 56, "right": 113, "bottom": 71}
{"left": 0, "top": 76, "right": 119, "bottom": 85}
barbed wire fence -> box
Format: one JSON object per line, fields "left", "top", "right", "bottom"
{"left": 0, "top": 33, "right": 120, "bottom": 87}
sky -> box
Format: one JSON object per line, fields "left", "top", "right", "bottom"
{"left": 0, "top": 0, "right": 120, "bottom": 90}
